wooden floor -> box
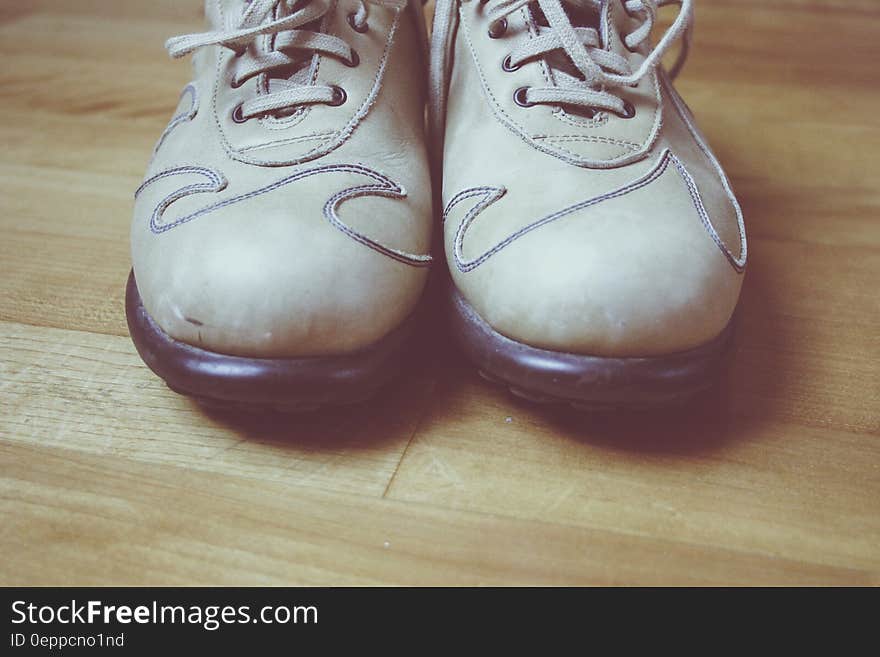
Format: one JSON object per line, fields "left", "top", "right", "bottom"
{"left": 1, "top": 0, "right": 878, "bottom": 586}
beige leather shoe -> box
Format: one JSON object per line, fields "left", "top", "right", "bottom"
{"left": 126, "top": 0, "right": 433, "bottom": 410}
{"left": 431, "top": 0, "right": 747, "bottom": 409}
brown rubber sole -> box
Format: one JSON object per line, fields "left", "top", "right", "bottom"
{"left": 448, "top": 287, "right": 735, "bottom": 411}
{"left": 125, "top": 271, "right": 420, "bottom": 412}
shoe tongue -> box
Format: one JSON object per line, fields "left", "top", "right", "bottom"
{"left": 264, "top": 0, "right": 322, "bottom": 91}
{"left": 531, "top": 0, "right": 603, "bottom": 87}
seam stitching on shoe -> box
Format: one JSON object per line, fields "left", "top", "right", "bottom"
{"left": 531, "top": 133, "right": 639, "bottom": 147}
{"left": 239, "top": 132, "right": 337, "bottom": 150}
{"left": 135, "top": 163, "right": 432, "bottom": 267}
{"left": 152, "top": 84, "right": 199, "bottom": 159}
{"left": 660, "top": 72, "right": 747, "bottom": 268}
{"left": 445, "top": 148, "right": 745, "bottom": 273}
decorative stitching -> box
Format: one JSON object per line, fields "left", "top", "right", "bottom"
{"left": 442, "top": 186, "right": 506, "bottom": 224}
{"left": 135, "top": 163, "right": 432, "bottom": 267}
{"left": 152, "top": 84, "right": 198, "bottom": 157}
{"left": 538, "top": 138, "right": 640, "bottom": 159}
{"left": 136, "top": 166, "right": 228, "bottom": 233}
{"left": 667, "top": 153, "right": 746, "bottom": 272}
{"left": 239, "top": 132, "right": 337, "bottom": 151}
{"left": 660, "top": 71, "right": 747, "bottom": 270}
{"left": 445, "top": 148, "right": 744, "bottom": 273}
{"left": 536, "top": 135, "right": 641, "bottom": 154}
{"left": 532, "top": 133, "right": 639, "bottom": 147}
{"left": 550, "top": 107, "right": 608, "bottom": 128}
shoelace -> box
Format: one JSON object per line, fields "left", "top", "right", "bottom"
{"left": 430, "top": 0, "right": 692, "bottom": 137}
{"left": 166, "top": 0, "right": 407, "bottom": 120}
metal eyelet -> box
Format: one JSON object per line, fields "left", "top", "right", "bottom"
{"left": 328, "top": 85, "right": 347, "bottom": 107}
{"left": 344, "top": 49, "right": 360, "bottom": 68}
{"left": 488, "top": 18, "right": 507, "bottom": 39}
{"left": 513, "top": 86, "right": 534, "bottom": 108}
{"left": 347, "top": 12, "right": 369, "bottom": 33}
{"left": 230, "top": 76, "right": 243, "bottom": 89}
{"left": 501, "top": 54, "right": 520, "bottom": 72}
{"left": 616, "top": 101, "right": 636, "bottom": 119}
{"left": 231, "top": 104, "right": 248, "bottom": 123}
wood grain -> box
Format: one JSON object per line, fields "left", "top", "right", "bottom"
{"left": 6, "top": 441, "right": 869, "bottom": 586}
{"left": 0, "top": 321, "right": 437, "bottom": 497}
{"left": 1, "top": 0, "right": 878, "bottom": 585}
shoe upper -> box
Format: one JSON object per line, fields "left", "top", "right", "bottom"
{"left": 431, "top": 0, "right": 747, "bottom": 357}
{"left": 132, "top": 0, "right": 433, "bottom": 358}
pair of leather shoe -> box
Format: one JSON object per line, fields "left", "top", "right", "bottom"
{"left": 127, "top": 0, "right": 745, "bottom": 411}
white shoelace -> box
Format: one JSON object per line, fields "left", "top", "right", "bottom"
{"left": 430, "top": 0, "right": 693, "bottom": 139}
{"left": 167, "top": 0, "right": 407, "bottom": 120}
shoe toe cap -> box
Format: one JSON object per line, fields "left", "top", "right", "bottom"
{"left": 448, "top": 184, "right": 745, "bottom": 357}
{"left": 132, "top": 192, "right": 430, "bottom": 358}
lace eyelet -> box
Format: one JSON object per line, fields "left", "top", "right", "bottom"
{"left": 230, "top": 77, "right": 243, "bottom": 89}
{"left": 616, "top": 101, "right": 636, "bottom": 119}
{"left": 347, "top": 12, "right": 369, "bottom": 33}
{"left": 328, "top": 85, "right": 347, "bottom": 107}
{"left": 501, "top": 54, "right": 520, "bottom": 72}
{"left": 488, "top": 18, "right": 507, "bottom": 39}
{"left": 231, "top": 104, "right": 248, "bottom": 123}
{"left": 513, "top": 86, "right": 534, "bottom": 108}
{"left": 344, "top": 49, "right": 360, "bottom": 68}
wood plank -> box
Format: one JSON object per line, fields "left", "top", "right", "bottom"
{"left": 0, "top": 321, "right": 434, "bottom": 498}
{"left": 2, "top": 442, "right": 871, "bottom": 585}
{"left": 384, "top": 357, "right": 880, "bottom": 573}
{"left": 0, "top": 1, "right": 202, "bottom": 23}
{"left": 0, "top": 8, "right": 195, "bottom": 335}
{"left": 0, "top": 163, "right": 137, "bottom": 336}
